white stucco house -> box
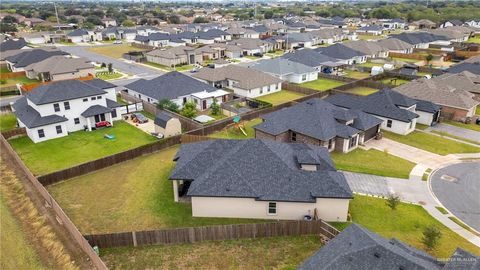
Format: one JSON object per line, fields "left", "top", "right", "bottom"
{"left": 247, "top": 58, "right": 319, "bottom": 84}
{"left": 326, "top": 89, "right": 441, "bottom": 135}
{"left": 192, "top": 65, "right": 283, "bottom": 99}
{"left": 169, "top": 139, "right": 353, "bottom": 222}
{"left": 124, "top": 71, "right": 230, "bottom": 111}
{"left": 12, "top": 79, "right": 123, "bottom": 143}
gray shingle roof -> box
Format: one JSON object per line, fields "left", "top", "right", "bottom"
{"left": 247, "top": 58, "right": 316, "bottom": 76}
{"left": 5, "top": 49, "right": 67, "bottom": 68}
{"left": 254, "top": 98, "right": 382, "bottom": 141}
{"left": 281, "top": 49, "right": 342, "bottom": 68}
{"left": 443, "top": 248, "right": 480, "bottom": 270}
{"left": 0, "top": 38, "right": 27, "bottom": 52}
{"left": 170, "top": 139, "right": 353, "bottom": 202}
{"left": 315, "top": 44, "right": 366, "bottom": 60}
{"left": 154, "top": 111, "right": 173, "bottom": 128}
{"left": 83, "top": 78, "right": 116, "bottom": 89}
{"left": 26, "top": 80, "right": 106, "bottom": 105}
{"left": 81, "top": 105, "right": 112, "bottom": 117}
{"left": 326, "top": 90, "right": 420, "bottom": 123}
{"left": 298, "top": 223, "right": 443, "bottom": 270}
{"left": 446, "top": 62, "right": 480, "bottom": 75}
{"left": 124, "top": 71, "right": 217, "bottom": 101}
{"left": 12, "top": 97, "right": 68, "bottom": 128}
{"left": 106, "top": 98, "right": 123, "bottom": 108}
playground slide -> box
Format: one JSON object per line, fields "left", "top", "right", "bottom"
{"left": 239, "top": 127, "right": 248, "bottom": 136}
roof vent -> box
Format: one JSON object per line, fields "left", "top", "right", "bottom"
{"left": 374, "top": 252, "right": 381, "bottom": 258}
{"left": 399, "top": 266, "right": 405, "bottom": 270}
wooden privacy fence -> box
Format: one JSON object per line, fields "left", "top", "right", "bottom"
{"left": 388, "top": 52, "right": 427, "bottom": 61}
{"left": 38, "top": 136, "right": 181, "bottom": 185}
{"left": 84, "top": 220, "right": 340, "bottom": 249}
{"left": 282, "top": 82, "right": 319, "bottom": 95}
{"left": 1, "top": 127, "right": 26, "bottom": 139}
{"left": 317, "top": 73, "right": 357, "bottom": 83}
{"left": 0, "top": 70, "right": 26, "bottom": 79}
{"left": 20, "top": 74, "right": 95, "bottom": 92}
{"left": 0, "top": 133, "right": 108, "bottom": 270}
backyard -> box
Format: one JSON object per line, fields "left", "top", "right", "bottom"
{"left": 9, "top": 121, "right": 157, "bottom": 175}
{"left": 345, "top": 86, "right": 378, "bottom": 96}
{"left": 209, "top": 118, "right": 262, "bottom": 140}
{"left": 47, "top": 146, "right": 266, "bottom": 234}
{"left": 87, "top": 44, "right": 147, "bottom": 59}
{"left": 381, "top": 77, "right": 410, "bottom": 86}
{"left": 467, "top": 36, "right": 480, "bottom": 44}
{"left": 0, "top": 113, "right": 17, "bottom": 131}
{"left": 101, "top": 235, "right": 321, "bottom": 270}
{"left": 343, "top": 70, "right": 370, "bottom": 80}
{"left": 331, "top": 149, "right": 415, "bottom": 179}
{"left": 0, "top": 75, "right": 39, "bottom": 88}
{"left": 299, "top": 78, "right": 346, "bottom": 91}
{"left": 97, "top": 195, "right": 480, "bottom": 269}
{"left": 384, "top": 131, "right": 480, "bottom": 155}
{"left": 255, "top": 90, "right": 305, "bottom": 105}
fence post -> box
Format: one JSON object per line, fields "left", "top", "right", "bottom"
{"left": 132, "top": 231, "right": 137, "bottom": 247}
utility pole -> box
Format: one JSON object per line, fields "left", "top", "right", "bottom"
{"left": 53, "top": 1, "right": 61, "bottom": 32}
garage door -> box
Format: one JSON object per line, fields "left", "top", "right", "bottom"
{"left": 364, "top": 125, "right": 379, "bottom": 142}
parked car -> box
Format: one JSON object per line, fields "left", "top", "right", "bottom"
{"left": 95, "top": 121, "right": 112, "bottom": 128}
{"left": 131, "top": 113, "right": 149, "bottom": 123}
{"left": 113, "top": 40, "right": 122, "bottom": 44}
{"left": 253, "top": 52, "right": 263, "bottom": 57}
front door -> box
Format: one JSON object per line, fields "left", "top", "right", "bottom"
{"left": 202, "top": 100, "right": 207, "bottom": 110}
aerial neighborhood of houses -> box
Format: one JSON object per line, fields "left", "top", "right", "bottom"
{"left": 0, "top": 1, "right": 479, "bottom": 269}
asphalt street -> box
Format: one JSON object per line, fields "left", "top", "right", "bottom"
{"left": 431, "top": 162, "right": 480, "bottom": 232}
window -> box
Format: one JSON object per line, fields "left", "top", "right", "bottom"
{"left": 38, "top": 129, "right": 45, "bottom": 138}
{"left": 302, "top": 74, "right": 307, "bottom": 81}
{"left": 291, "top": 131, "right": 297, "bottom": 142}
{"left": 97, "top": 96, "right": 102, "bottom": 99}
{"left": 349, "top": 136, "right": 357, "bottom": 148}
{"left": 74, "top": 118, "right": 80, "bottom": 124}
{"left": 328, "top": 138, "right": 334, "bottom": 149}
{"left": 56, "top": 125, "right": 62, "bottom": 134}
{"left": 91, "top": 97, "right": 96, "bottom": 100}
{"left": 387, "top": 119, "right": 393, "bottom": 128}
{"left": 260, "top": 88, "right": 263, "bottom": 94}
{"left": 111, "top": 109, "right": 117, "bottom": 118}
{"left": 409, "top": 121, "right": 413, "bottom": 129}
{"left": 53, "top": 103, "right": 60, "bottom": 112}
{"left": 83, "top": 98, "right": 88, "bottom": 102}
{"left": 268, "top": 202, "right": 277, "bottom": 215}
{"left": 64, "top": 101, "right": 70, "bottom": 110}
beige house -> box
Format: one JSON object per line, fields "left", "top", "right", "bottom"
{"left": 169, "top": 139, "right": 353, "bottom": 222}
{"left": 154, "top": 112, "right": 181, "bottom": 137}
{"left": 145, "top": 46, "right": 200, "bottom": 67}
{"left": 24, "top": 56, "right": 94, "bottom": 82}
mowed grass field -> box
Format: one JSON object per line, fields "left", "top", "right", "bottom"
{"left": 0, "top": 113, "right": 17, "bottom": 131}
{"left": 0, "top": 197, "right": 45, "bottom": 270}
{"left": 87, "top": 44, "right": 147, "bottom": 59}
{"left": 345, "top": 86, "right": 378, "bottom": 96}
{"left": 48, "top": 146, "right": 266, "bottom": 234}
{"left": 384, "top": 131, "right": 480, "bottom": 155}
{"left": 300, "top": 78, "right": 346, "bottom": 91}
{"left": 101, "top": 235, "right": 321, "bottom": 270}
{"left": 255, "top": 90, "right": 305, "bottom": 105}
{"left": 9, "top": 121, "right": 157, "bottom": 175}
{"left": 331, "top": 149, "right": 415, "bottom": 179}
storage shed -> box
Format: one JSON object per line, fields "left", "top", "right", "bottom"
{"left": 154, "top": 112, "right": 181, "bottom": 137}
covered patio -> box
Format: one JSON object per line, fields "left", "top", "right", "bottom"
{"left": 81, "top": 105, "right": 114, "bottom": 131}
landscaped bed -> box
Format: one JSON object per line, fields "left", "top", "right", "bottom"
{"left": 95, "top": 72, "right": 123, "bottom": 80}
{"left": 331, "top": 149, "right": 415, "bottom": 179}
{"left": 255, "top": 90, "right": 305, "bottom": 105}
{"left": 144, "top": 62, "right": 194, "bottom": 72}
{"left": 299, "top": 78, "right": 346, "bottom": 91}
{"left": 9, "top": 121, "right": 157, "bottom": 175}
{"left": 47, "top": 146, "right": 267, "bottom": 234}
{"left": 345, "top": 87, "right": 378, "bottom": 96}
{"left": 0, "top": 113, "right": 17, "bottom": 131}
{"left": 209, "top": 118, "right": 262, "bottom": 140}
{"left": 101, "top": 235, "right": 321, "bottom": 270}
{"left": 384, "top": 131, "right": 480, "bottom": 155}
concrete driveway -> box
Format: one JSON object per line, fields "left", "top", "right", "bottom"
{"left": 431, "top": 162, "right": 480, "bottom": 232}
{"left": 59, "top": 45, "right": 162, "bottom": 77}
{"left": 427, "top": 123, "right": 480, "bottom": 143}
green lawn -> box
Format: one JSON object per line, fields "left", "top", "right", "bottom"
{"left": 443, "top": 120, "right": 480, "bottom": 132}
{"left": 331, "top": 149, "right": 415, "bottom": 179}
{"left": 390, "top": 57, "right": 421, "bottom": 64}
{"left": 0, "top": 113, "right": 17, "bottom": 131}
{"left": 357, "top": 34, "right": 385, "bottom": 40}
{"left": 87, "top": 44, "right": 147, "bottom": 59}
{"left": 467, "top": 36, "right": 480, "bottom": 44}
{"left": 244, "top": 55, "right": 260, "bottom": 60}
{"left": 209, "top": 118, "right": 262, "bottom": 140}
{"left": 384, "top": 131, "right": 480, "bottom": 155}
{"left": 9, "top": 121, "right": 157, "bottom": 175}
{"left": 344, "top": 195, "right": 480, "bottom": 258}
{"left": 381, "top": 78, "right": 410, "bottom": 86}
{"left": 343, "top": 70, "right": 371, "bottom": 80}
{"left": 415, "top": 124, "right": 430, "bottom": 130}
{"left": 0, "top": 196, "right": 45, "bottom": 270}
{"left": 299, "top": 78, "right": 346, "bottom": 91}
{"left": 266, "top": 50, "right": 285, "bottom": 58}
{"left": 476, "top": 106, "right": 480, "bottom": 116}
{"left": 357, "top": 61, "right": 382, "bottom": 68}
{"left": 255, "top": 90, "right": 305, "bottom": 105}
{"left": 345, "top": 87, "right": 378, "bottom": 96}
{"left": 144, "top": 62, "right": 194, "bottom": 72}
{"left": 0, "top": 67, "right": 10, "bottom": 74}
{"left": 0, "top": 76, "right": 39, "bottom": 87}
{"left": 95, "top": 72, "right": 123, "bottom": 80}
{"left": 48, "top": 146, "right": 267, "bottom": 234}
{"left": 101, "top": 235, "right": 321, "bottom": 270}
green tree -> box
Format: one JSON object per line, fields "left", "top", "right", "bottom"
{"left": 122, "top": 19, "right": 135, "bottom": 27}
{"left": 425, "top": 53, "right": 434, "bottom": 64}
{"left": 2, "top": 15, "right": 18, "bottom": 24}
{"left": 180, "top": 101, "right": 197, "bottom": 118}
{"left": 157, "top": 99, "right": 179, "bottom": 113}
{"left": 210, "top": 98, "right": 220, "bottom": 116}
{"left": 421, "top": 226, "right": 442, "bottom": 250}
{"left": 385, "top": 193, "right": 401, "bottom": 210}
{"left": 193, "top": 17, "right": 208, "bottom": 24}
{"left": 107, "top": 63, "right": 113, "bottom": 73}
{"left": 264, "top": 10, "right": 274, "bottom": 19}
{"left": 168, "top": 15, "right": 180, "bottom": 24}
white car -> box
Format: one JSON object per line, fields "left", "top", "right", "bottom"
{"left": 113, "top": 40, "right": 122, "bottom": 44}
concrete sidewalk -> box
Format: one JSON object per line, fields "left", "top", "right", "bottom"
{"left": 365, "top": 138, "right": 456, "bottom": 169}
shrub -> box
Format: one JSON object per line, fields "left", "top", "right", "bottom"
{"left": 422, "top": 225, "right": 441, "bottom": 250}
{"left": 210, "top": 98, "right": 220, "bottom": 116}
{"left": 180, "top": 101, "right": 197, "bottom": 118}
{"left": 0, "top": 79, "right": 6, "bottom": 85}
{"left": 385, "top": 193, "right": 400, "bottom": 210}
{"left": 157, "top": 99, "right": 179, "bottom": 113}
